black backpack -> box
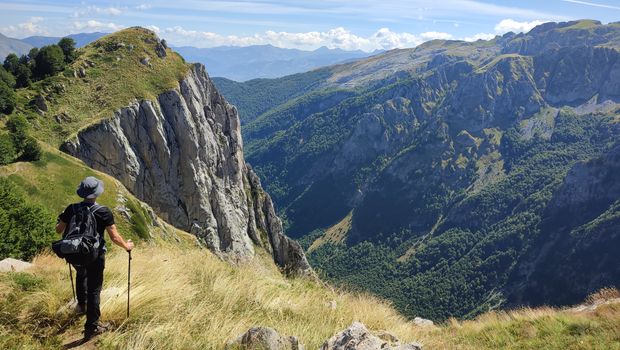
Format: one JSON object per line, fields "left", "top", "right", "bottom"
{"left": 52, "top": 204, "right": 103, "bottom": 266}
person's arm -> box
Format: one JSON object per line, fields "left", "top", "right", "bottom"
{"left": 55, "top": 220, "right": 67, "bottom": 234}
{"left": 57, "top": 205, "right": 71, "bottom": 235}
{"left": 106, "top": 224, "right": 134, "bottom": 251}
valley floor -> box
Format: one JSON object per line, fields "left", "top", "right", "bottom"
{"left": 1, "top": 244, "right": 619, "bottom": 349}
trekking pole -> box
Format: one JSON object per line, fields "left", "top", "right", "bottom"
{"left": 127, "top": 249, "right": 132, "bottom": 318}
{"left": 68, "top": 264, "right": 76, "bottom": 302}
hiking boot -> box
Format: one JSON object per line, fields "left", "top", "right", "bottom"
{"left": 75, "top": 303, "right": 86, "bottom": 315}
{"left": 83, "top": 322, "right": 111, "bottom": 340}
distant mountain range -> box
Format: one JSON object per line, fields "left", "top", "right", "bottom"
{"left": 0, "top": 32, "right": 378, "bottom": 81}
{"left": 173, "top": 45, "right": 380, "bottom": 81}
{"left": 19, "top": 32, "right": 108, "bottom": 48}
{"left": 0, "top": 33, "right": 35, "bottom": 59}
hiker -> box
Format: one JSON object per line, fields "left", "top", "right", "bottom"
{"left": 55, "top": 176, "right": 134, "bottom": 340}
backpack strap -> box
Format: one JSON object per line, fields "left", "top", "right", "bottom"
{"left": 90, "top": 204, "right": 103, "bottom": 214}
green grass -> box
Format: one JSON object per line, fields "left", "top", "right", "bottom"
{"left": 10, "top": 27, "right": 189, "bottom": 147}
{"left": 1, "top": 246, "right": 619, "bottom": 349}
{"left": 0, "top": 146, "right": 190, "bottom": 249}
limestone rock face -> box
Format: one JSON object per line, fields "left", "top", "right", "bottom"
{"left": 320, "top": 322, "right": 422, "bottom": 350}
{"left": 227, "top": 327, "right": 304, "bottom": 350}
{"left": 63, "top": 63, "right": 312, "bottom": 277}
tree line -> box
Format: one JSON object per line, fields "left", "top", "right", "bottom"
{"left": 0, "top": 37, "right": 77, "bottom": 114}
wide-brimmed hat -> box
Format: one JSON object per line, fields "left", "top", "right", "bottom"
{"left": 76, "top": 176, "right": 104, "bottom": 199}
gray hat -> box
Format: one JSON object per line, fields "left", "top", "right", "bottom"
{"left": 77, "top": 176, "right": 104, "bottom": 199}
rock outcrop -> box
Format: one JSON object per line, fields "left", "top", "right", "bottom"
{"left": 227, "top": 327, "right": 304, "bottom": 350}
{"left": 320, "top": 322, "right": 422, "bottom": 350}
{"left": 63, "top": 63, "right": 312, "bottom": 277}
{"left": 0, "top": 258, "right": 33, "bottom": 272}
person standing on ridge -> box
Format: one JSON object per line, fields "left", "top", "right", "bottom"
{"left": 55, "top": 176, "right": 134, "bottom": 340}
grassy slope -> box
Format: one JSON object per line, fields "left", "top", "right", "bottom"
{"left": 0, "top": 145, "right": 195, "bottom": 246}
{"left": 1, "top": 244, "right": 619, "bottom": 349}
{"left": 11, "top": 27, "right": 188, "bottom": 147}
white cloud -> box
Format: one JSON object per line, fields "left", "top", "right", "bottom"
{"left": 560, "top": 0, "right": 620, "bottom": 10}
{"left": 73, "top": 20, "right": 125, "bottom": 32}
{"left": 1, "top": 16, "right": 49, "bottom": 38}
{"left": 159, "top": 26, "right": 438, "bottom": 51}
{"left": 73, "top": 5, "right": 124, "bottom": 17}
{"left": 463, "top": 33, "right": 497, "bottom": 42}
{"left": 135, "top": 4, "right": 152, "bottom": 11}
{"left": 463, "top": 18, "right": 547, "bottom": 42}
{"left": 420, "top": 31, "right": 453, "bottom": 40}
{"left": 494, "top": 19, "right": 545, "bottom": 34}
{"left": 145, "top": 25, "right": 160, "bottom": 33}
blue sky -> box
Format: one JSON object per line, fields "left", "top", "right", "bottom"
{"left": 1, "top": 0, "right": 619, "bottom": 51}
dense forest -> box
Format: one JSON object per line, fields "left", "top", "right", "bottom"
{"left": 216, "top": 20, "right": 620, "bottom": 320}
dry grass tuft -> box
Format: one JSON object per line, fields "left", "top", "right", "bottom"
{"left": 586, "top": 287, "right": 620, "bottom": 304}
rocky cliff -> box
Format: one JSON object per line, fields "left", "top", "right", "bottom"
{"left": 63, "top": 63, "right": 312, "bottom": 276}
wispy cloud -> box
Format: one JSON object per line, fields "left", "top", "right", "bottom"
{"left": 156, "top": 26, "right": 444, "bottom": 51}
{"left": 1, "top": 16, "right": 48, "bottom": 37}
{"left": 73, "top": 5, "right": 125, "bottom": 18}
{"left": 135, "top": 4, "right": 152, "bottom": 11}
{"left": 560, "top": 0, "right": 620, "bottom": 10}
{"left": 143, "top": 0, "right": 567, "bottom": 21}
{"left": 494, "top": 19, "right": 545, "bottom": 33}
{"left": 462, "top": 18, "right": 546, "bottom": 42}
{"left": 73, "top": 20, "right": 125, "bottom": 32}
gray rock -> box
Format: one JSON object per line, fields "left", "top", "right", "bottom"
{"left": 140, "top": 56, "right": 151, "bottom": 66}
{"left": 63, "top": 63, "right": 313, "bottom": 277}
{"left": 227, "top": 327, "right": 304, "bottom": 350}
{"left": 155, "top": 41, "right": 167, "bottom": 58}
{"left": 321, "top": 322, "right": 422, "bottom": 350}
{"left": 34, "top": 94, "right": 48, "bottom": 112}
{"left": 78, "top": 67, "right": 86, "bottom": 78}
{"left": 412, "top": 317, "right": 434, "bottom": 327}
{"left": 0, "top": 258, "right": 33, "bottom": 272}
{"left": 54, "top": 112, "right": 71, "bottom": 124}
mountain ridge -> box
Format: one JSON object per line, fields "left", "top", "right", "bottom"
{"left": 214, "top": 19, "right": 620, "bottom": 320}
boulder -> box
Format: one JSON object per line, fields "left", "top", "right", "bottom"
{"left": 140, "top": 56, "right": 151, "bottom": 66}
{"left": 34, "top": 94, "right": 48, "bottom": 112}
{"left": 0, "top": 258, "right": 33, "bottom": 272}
{"left": 227, "top": 327, "right": 304, "bottom": 350}
{"left": 54, "top": 112, "right": 72, "bottom": 124}
{"left": 155, "top": 41, "right": 167, "bottom": 58}
{"left": 321, "top": 322, "right": 422, "bottom": 350}
{"left": 412, "top": 317, "right": 434, "bottom": 327}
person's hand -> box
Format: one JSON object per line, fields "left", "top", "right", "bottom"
{"left": 126, "top": 239, "right": 134, "bottom": 252}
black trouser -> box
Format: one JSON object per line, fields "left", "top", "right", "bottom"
{"left": 75, "top": 253, "right": 105, "bottom": 331}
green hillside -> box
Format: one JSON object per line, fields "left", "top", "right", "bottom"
{"left": 215, "top": 20, "right": 620, "bottom": 321}
{"left": 9, "top": 27, "right": 188, "bottom": 147}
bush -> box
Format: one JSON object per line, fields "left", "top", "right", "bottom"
{"left": 0, "top": 134, "right": 16, "bottom": 165}
{"left": 58, "top": 37, "right": 77, "bottom": 63}
{"left": 0, "top": 80, "right": 15, "bottom": 114}
{"left": 0, "top": 177, "right": 55, "bottom": 261}
{"left": 6, "top": 114, "right": 29, "bottom": 150}
{"left": 34, "top": 45, "right": 66, "bottom": 79}
{"left": 3, "top": 53, "right": 19, "bottom": 75}
{"left": 19, "top": 136, "right": 42, "bottom": 162}
{"left": 0, "top": 66, "right": 15, "bottom": 88}
{"left": 14, "top": 64, "right": 32, "bottom": 88}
